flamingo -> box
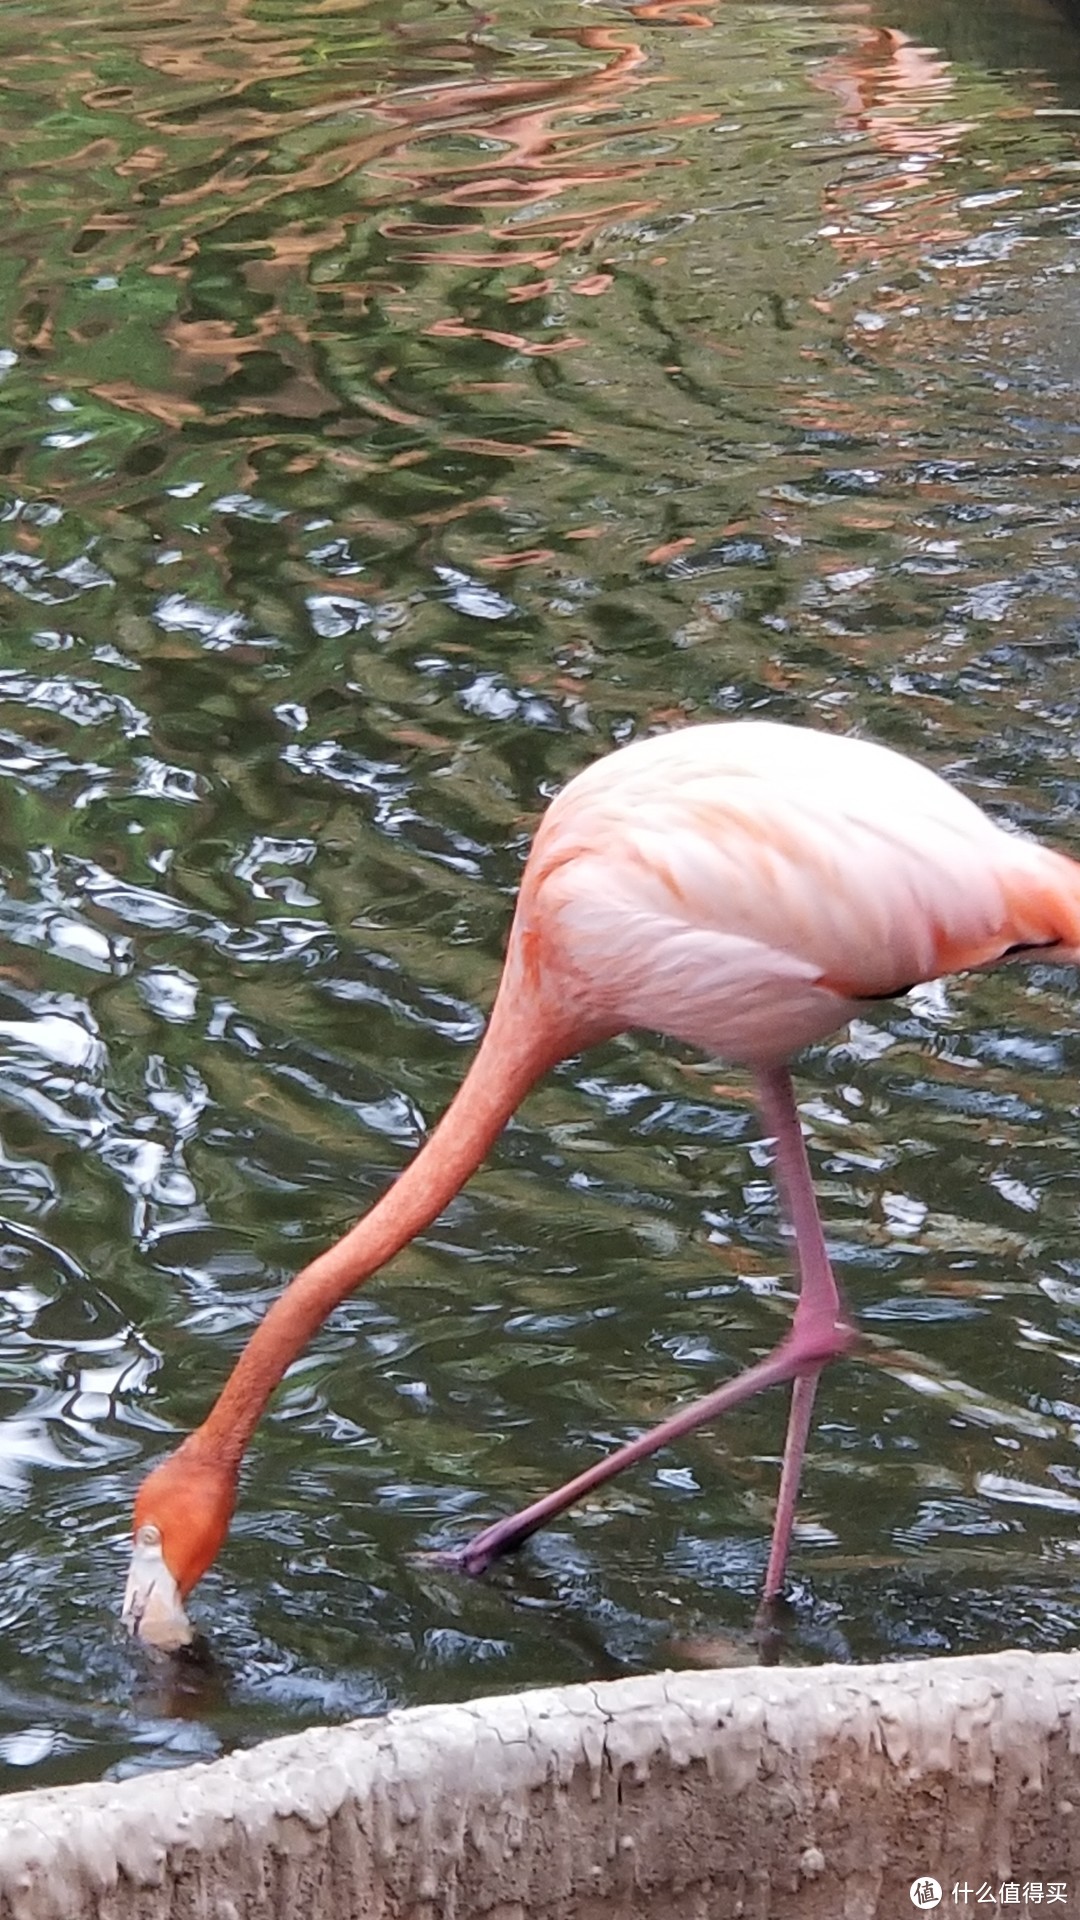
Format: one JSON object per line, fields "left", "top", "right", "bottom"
{"left": 122, "top": 720, "right": 1080, "bottom": 1649}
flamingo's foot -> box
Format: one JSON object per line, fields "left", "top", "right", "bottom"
{"left": 409, "top": 1544, "right": 501, "bottom": 1579}
{"left": 753, "top": 1587, "right": 797, "bottom": 1667}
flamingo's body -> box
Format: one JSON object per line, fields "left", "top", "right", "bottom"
{"left": 123, "top": 722, "right": 1080, "bottom": 1649}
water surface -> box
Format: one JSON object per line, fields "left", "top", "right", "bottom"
{"left": 1, "top": 0, "right": 1080, "bottom": 1786}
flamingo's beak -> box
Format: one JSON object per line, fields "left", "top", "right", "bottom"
{"left": 122, "top": 1522, "right": 195, "bottom": 1651}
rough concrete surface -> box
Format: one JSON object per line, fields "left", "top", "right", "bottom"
{"left": 0, "top": 1653, "right": 1078, "bottom": 1919}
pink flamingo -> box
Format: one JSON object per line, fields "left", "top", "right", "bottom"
{"left": 123, "top": 721, "right": 1080, "bottom": 1648}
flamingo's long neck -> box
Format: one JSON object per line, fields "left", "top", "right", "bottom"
{"left": 191, "top": 975, "right": 577, "bottom": 1476}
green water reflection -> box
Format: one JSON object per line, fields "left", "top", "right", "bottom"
{"left": 1, "top": 0, "right": 1080, "bottom": 1785}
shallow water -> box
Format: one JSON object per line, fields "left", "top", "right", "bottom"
{"left": 2, "top": 0, "right": 1080, "bottom": 1788}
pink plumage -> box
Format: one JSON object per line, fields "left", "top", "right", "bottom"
{"left": 502, "top": 721, "right": 1078, "bottom": 1063}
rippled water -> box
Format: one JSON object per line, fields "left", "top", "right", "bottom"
{"left": 2, "top": 0, "right": 1080, "bottom": 1788}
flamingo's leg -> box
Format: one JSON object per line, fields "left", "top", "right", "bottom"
{"left": 456, "top": 1066, "right": 854, "bottom": 1587}
{"left": 762, "top": 1369, "right": 822, "bottom": 1603}
{"left": 755, "top": 1064, "right": 852, "bottom": 1601}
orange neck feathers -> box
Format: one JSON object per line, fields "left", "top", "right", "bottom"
{"left": 179, "top": 979, "right": 579, "bottom": 1482}
{"left": 128, "top": 921, "right": 601, "bottom": 1622}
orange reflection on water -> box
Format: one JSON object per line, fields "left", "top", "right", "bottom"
{"left": 44, "top": 1, "right": 725, "bottom": 449}
{"left": 813, "top": 20, "right": 974, "bottom": 276}
{"left": 817, "top": 23, "right": 973, "bottom": 160}
{"left": 370, "top": 22, "right": 708, "bottom": 278}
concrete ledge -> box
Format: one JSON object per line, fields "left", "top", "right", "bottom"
{"left": 1, "top": 1652, "right": 1078, "bottom": 1918}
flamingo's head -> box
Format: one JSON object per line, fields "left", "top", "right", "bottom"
{"left": 122, "top": 1444, "right": 235, "bottom": 1650}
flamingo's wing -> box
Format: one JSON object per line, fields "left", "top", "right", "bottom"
{"left": 517, "top": 724, "right": 1077, "bottom": 1063}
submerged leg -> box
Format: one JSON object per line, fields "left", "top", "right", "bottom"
{"left": 456, "top": 1065, "right": 853, "bottom": 1586}
{"left": 762, "top": 1370, "right": 823, "bottom": 1604}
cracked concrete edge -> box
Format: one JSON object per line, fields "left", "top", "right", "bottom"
{"left": 1, "top": 1651, "right": 1079, "bottom": 1919}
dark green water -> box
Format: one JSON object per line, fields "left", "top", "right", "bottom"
{"left": 2, "top": 0, "right": 1080, "bottom": 1787}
